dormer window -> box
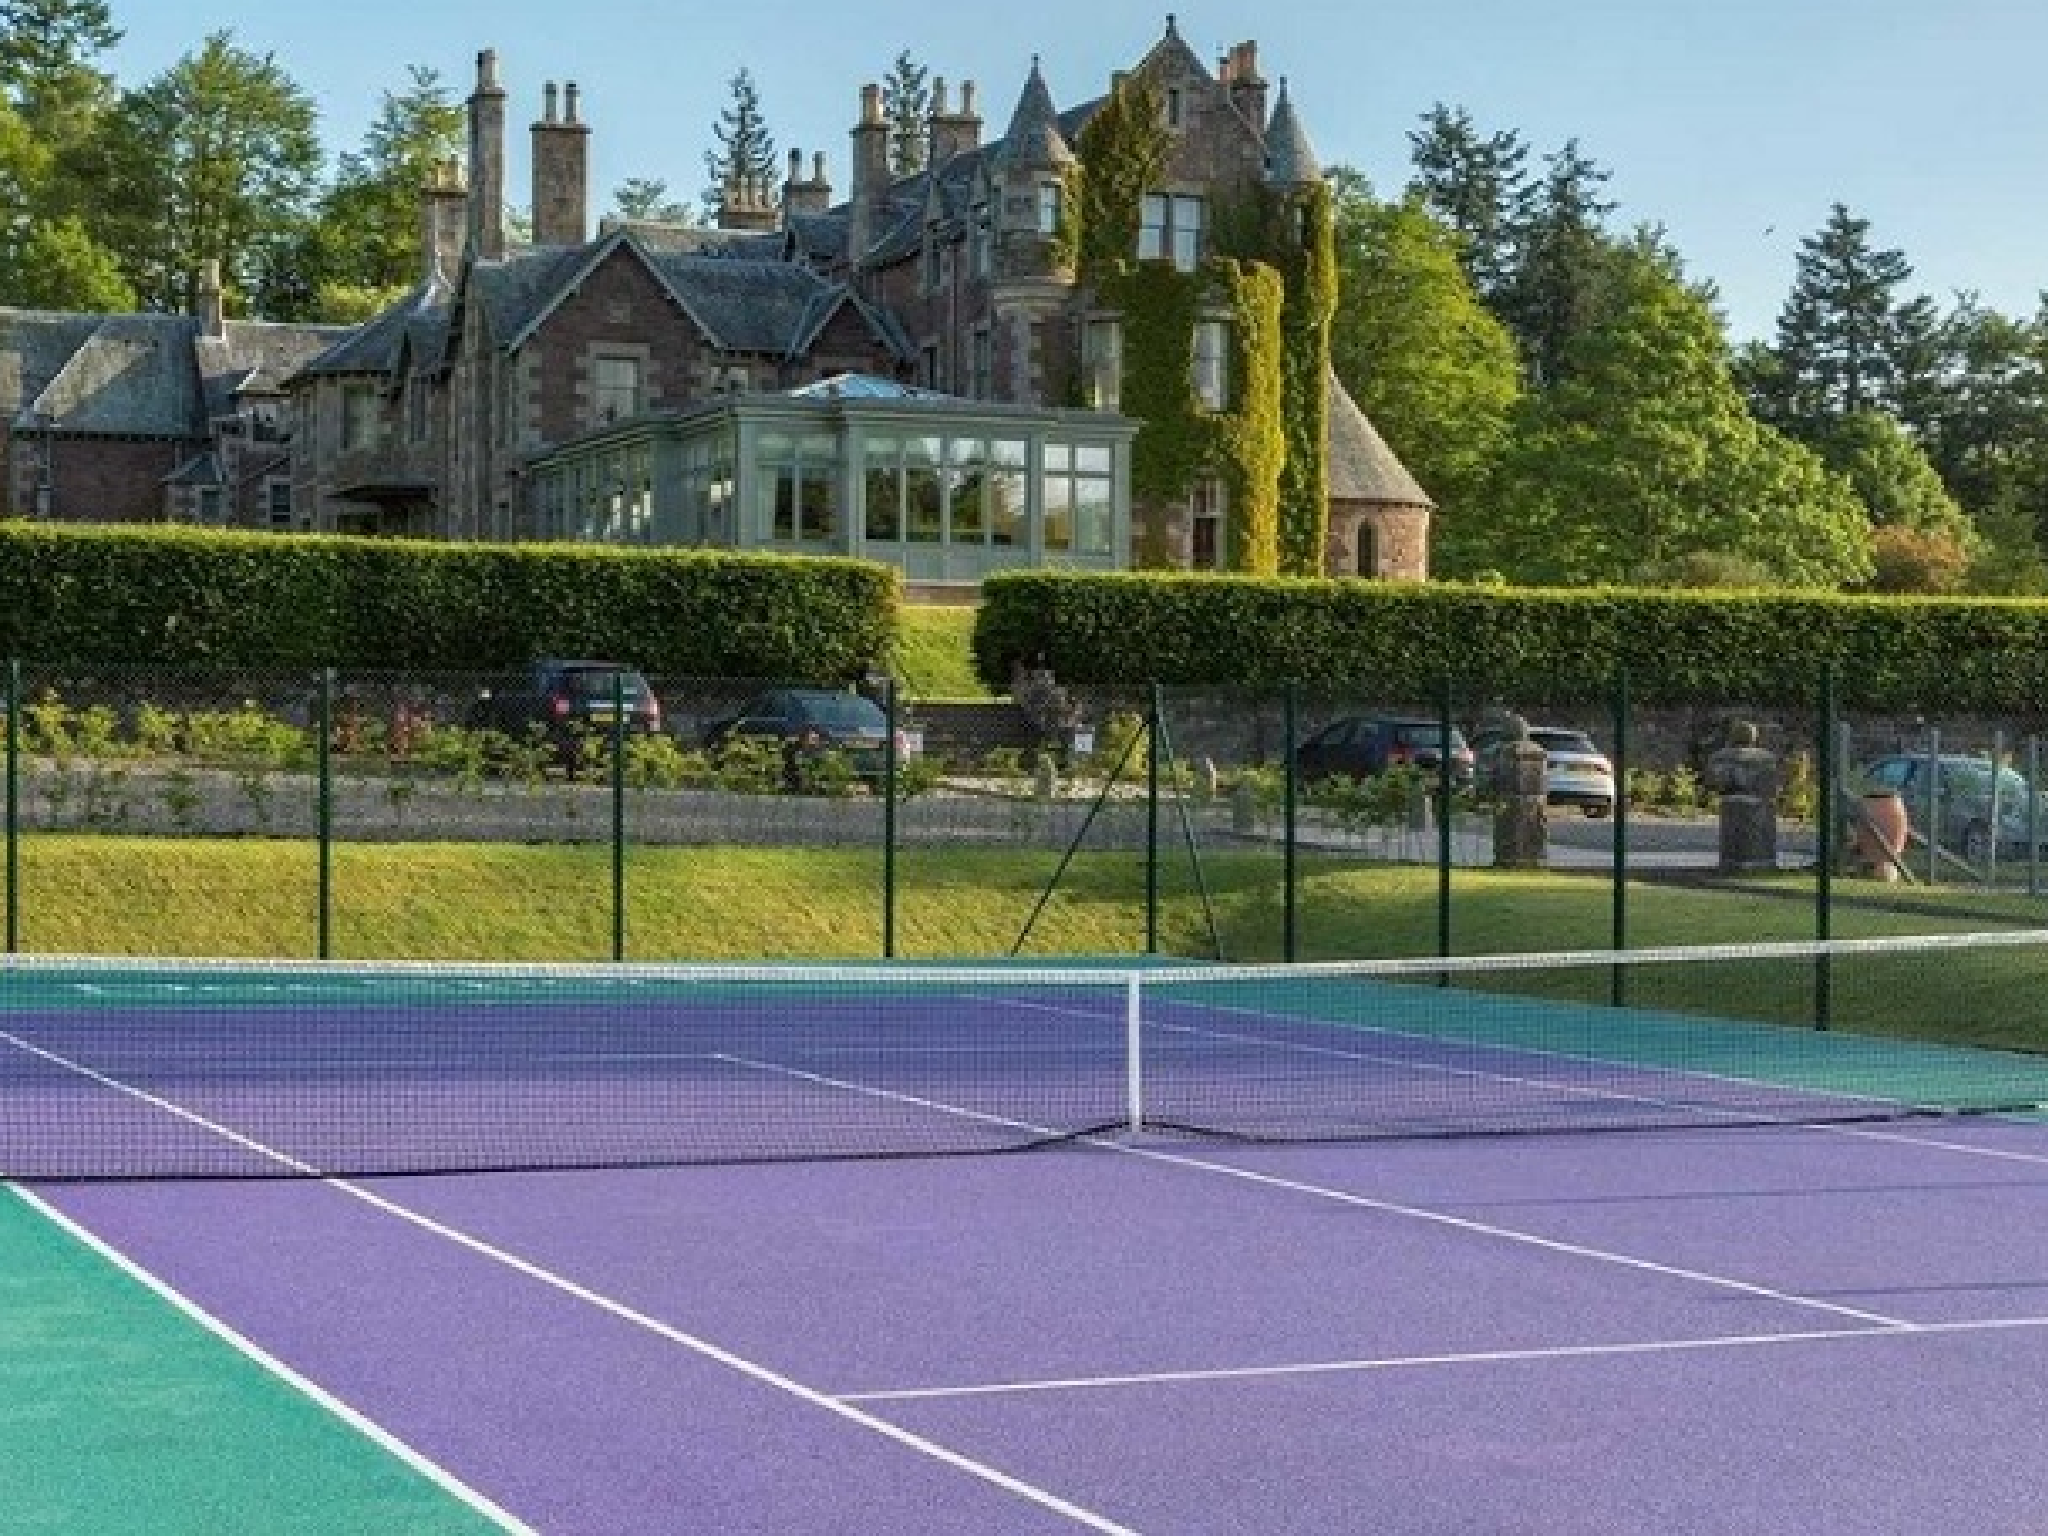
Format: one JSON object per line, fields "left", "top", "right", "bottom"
{"left": 1036, "top": 182, "right": 1062, "bottom": 236}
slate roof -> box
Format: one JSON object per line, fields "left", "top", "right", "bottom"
{"left": 998, "top": 57, "right": 1076, "bottom": 170}
{"left": 1327, "top": 369, "right": 1432, "bottom": 507}
{"left": 1264, "top": 81, "right": 1321, "bottom": 185}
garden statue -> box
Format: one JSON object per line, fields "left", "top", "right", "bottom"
{"left": 1489, "top": 714, "right": 1548, "bottom": 869}
{"left": 1704, "top": 720, "right": 1780, "bottom": 873}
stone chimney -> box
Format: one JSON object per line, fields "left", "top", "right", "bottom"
{"left": 781, "top": 148, "right": 833, "bottom": 220}
{"left": 847, "top": 82, "right": 891, "bottom": 265}
{"left": 1219, "top": 41, "right": 1268, "bottom": 131}
{"left": 195, "top": 258, "right": 225, "bottom": 340}
{"left": 717, "top": 173, "right": 778, "bottom": 233}
{"left": 466, "top": 48, "right": 507, "bottom": 261}
{"left": 929, "top": 76, "right": 982, "bottom": 164}
{"left": 530, "top": 79, "right": 591, "bottom": 246}
{"left": 420, "top": 157, "right": 468, "bottom": 284}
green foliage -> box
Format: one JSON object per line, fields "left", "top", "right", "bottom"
{"left": 76, "top": 30, "right": 323, "bottom": 313}
{"left": 975, "top": 567, "right": 2048, "bottom": 715}
{"left": 1481, "top": 248, "right": 1873, "bottom": 589}
{"left": 1071, "top": 74, "right": 1169, "bottom": 276}
{"left": 1327, "top": 174, "right": 1520, "bottom": 557}
{"left": 0, "top": 524, "right": 899, "bottom": 678}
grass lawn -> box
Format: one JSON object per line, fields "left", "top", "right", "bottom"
{"left": 7, "top": 834, "right": 2048, "bottom": 1054}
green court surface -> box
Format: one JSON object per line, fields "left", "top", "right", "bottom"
{"left": 0, "top": 1188, "right": 500, "bottom": 1535}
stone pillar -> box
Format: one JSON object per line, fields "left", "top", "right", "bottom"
{"left": 1705, "top": 721, "right": 1780, "bottom": 873}
{"left": 1490, "top": 715, "right": 1548, "bottom": 868}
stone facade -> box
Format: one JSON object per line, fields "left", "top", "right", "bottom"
{"left": 6, "top": 23, "right": 1433, "bottom": 580}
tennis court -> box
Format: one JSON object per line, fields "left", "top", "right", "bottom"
{"left": 7, "top": 942, "right": 2048, "bottom": 1532}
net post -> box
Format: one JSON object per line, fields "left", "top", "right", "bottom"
{"left": 611, "top": 669, "right": 626, "bottom": 963}
{"left": 882, "top": 675, "right": 898, "bottom": 959}
{"left": 317, "top": 667, "right": 333, "bottom": 960}
{"left": 1125, "top": 970, "right": 1144, "bottom": 1136}
{"left": 4, "top": 657, "right": 18, "bottom": 954}
{"left": 1610, "top": 665, "right": 1629, "bottom": 1008}
{"left": 1283, "top": 681, "right": 1299, "bottom": 964}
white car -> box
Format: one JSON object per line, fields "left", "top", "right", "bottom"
{"left": 1473, "top": 724, "right": 1617, "bottom": 818}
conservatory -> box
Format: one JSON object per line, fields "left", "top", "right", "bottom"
{"left": 523, "top": 374, "right": 1138, "bottom": 585}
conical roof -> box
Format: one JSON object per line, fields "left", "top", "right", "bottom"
{"left": 998, "top": 56, "right": 1074, "bottom": 169}
{"left": 1327, "top": 370, "right": 1432, "bottom": 506}
{"left": 1265, "top": 79, "right": 1320, "bottom": 185}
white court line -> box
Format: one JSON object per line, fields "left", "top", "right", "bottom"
{"left": 4, "top": 1182, "right": 534, "bottom": 1534}
{"left": 842, "top": 1314, "right": 2048, "bottom": 1404}
{"left": 2, "top": 1032, "right": 1140, "bottom": 1536}
{"left": 720, "top": 1053, "right": 1916, "bottom": 1329}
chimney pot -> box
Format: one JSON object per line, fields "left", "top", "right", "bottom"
{"left": 861, "top": 83, "right": 883, "bottom": 124}
{"left": 543, "top": 82, "right": 558, "bottom": 123}
{"left": 962, "top": 80, "right": 977, "bottom": 116}
{"left": 932, "top": 76, "right": 948, "bottom": 116}
{"left": 565, "top": 82, "right": 580, "bottom": 123}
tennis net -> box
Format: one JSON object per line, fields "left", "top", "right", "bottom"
{"left": 5, "top": 931, "right": 2048, "bottom": 1179}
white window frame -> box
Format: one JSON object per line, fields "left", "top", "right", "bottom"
{"left": 1193, "top": 318, "right": 1230, "bottom": 412}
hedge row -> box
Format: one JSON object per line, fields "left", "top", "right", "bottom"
{"left": 0, "top": 524, "right": 898, "bottom": 678}
{"left": 974, "top": 571, "right": 2048, "bottom": 714}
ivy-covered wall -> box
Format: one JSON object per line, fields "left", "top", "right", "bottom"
{"left": 1069, "top": 76, "right": 1333, "bottom": 579}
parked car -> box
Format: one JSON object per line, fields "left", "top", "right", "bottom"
{"left": 1858, "top": 753, "right": 2048, "bottom": 863}
{"left": 465, "top": 660, "right": 662, "bottom": 763}
{"left": 704, "top": 687, "right": 911, "bottom": 785}
{"left": 1292, "top": 716, "right": 1475, "bottom": 789}
{"left": 1469, "top": 723, "right": 1617, "bottom": 818}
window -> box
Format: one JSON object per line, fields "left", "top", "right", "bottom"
{"left": 196, "top": 486, "right": 223, "bottom": 524}
{"left": 1194, "top": 319, "right": 1230, "bottom": 411}
{"left": 970, "top": 201, "right": 992, "bottom": 277}
{"left": 266, "top": 480, "right": 293, "bottom": 531}
{"left": 989, "top": 440, "right": 1027, "bottom": 546}
{"left": 1166, "top": 88, "right": 1183, "bottom": 129}
{"left": 758, "top": 432, "right": 839, "bottom": 544}
{"left": 1191, "top": 476, "right": 1226, "bottom": 570}
{"left": 1036, "top": 181, "right": 1062, "bottom": 236}
{"left": 593, "top": 356, "right": 642, "bottom": 424}
{"left": 342, "top": 385, "right": 378, "bottom": 451}
{"left": 1042, "top": 440, "right": 1115, "bottom": 558}
{"left": 1138, "top": 193, "right": 1205, "bottom": 271}
{"left": 969, "top": 328, "right": 992, "bottom": 400}
{"left": 1084, "top": 319, "right": 1122, "bottom": 413}
{"left": 920, "top": 343, "right": 942, "bottom": 391}
{"left": 922, "top": 233, "right": 943, "bottom": 291}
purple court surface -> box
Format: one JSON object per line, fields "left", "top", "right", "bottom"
{"left": 25, "top": 1114, "right": 2048, "bottom": 1534}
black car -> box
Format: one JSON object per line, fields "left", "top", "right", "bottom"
{"left": 1293, "top": 715, "right": 1476, "bottom": 789}
{"left": 466, "top": 660, "right": 662, "bottom": 762}
{"left": 705, "top": 687, "right": 905, "bottom": 784}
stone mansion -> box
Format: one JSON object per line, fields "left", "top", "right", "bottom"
{"left": 1, "top": 18, "right": 1432, "bottom": 587}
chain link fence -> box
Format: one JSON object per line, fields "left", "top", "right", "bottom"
{"left": 7, "top": 660, "right": 2048, "bottom": 969}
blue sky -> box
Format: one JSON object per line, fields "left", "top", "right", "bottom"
{"left": 106, "top": 0, "right": 2047, "bottom": 342}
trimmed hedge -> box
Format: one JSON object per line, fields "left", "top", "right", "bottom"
{"left": 0, "top": 524, "right": 898, "bottom": 678}
{"left": 974, "top": 570, "right": 2048, "bottom": 714}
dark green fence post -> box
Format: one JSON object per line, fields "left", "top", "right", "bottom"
{"left": 5, "top": 658, "right": 18, "bottom": 954}
{"left": 317, "top": 667, "right": 333, "bottom": 960}
{"left": 882, "top": 677, "right": 899, "bottom": 959}
{"left": 1146, "top": 683, "right": 1162, "bottom": 956}
{"left": 1283, "top": 682, "right": 1298, "bottom": 964}
{"left": 1437, "top": 675, "right": 1454, "bottom": 965}
{"left": 612, "top": 671, "right": 626, "bottom": 963}
{"left": 1611, "top": 666, "right": 1630, "bottom": 1008}
{"left": 1815, "top": 665, "right": 1835, "bottom": 1031}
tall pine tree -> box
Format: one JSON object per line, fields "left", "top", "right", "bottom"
{"left": 702, "top": 67, "right": 777, "bottom": 218}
